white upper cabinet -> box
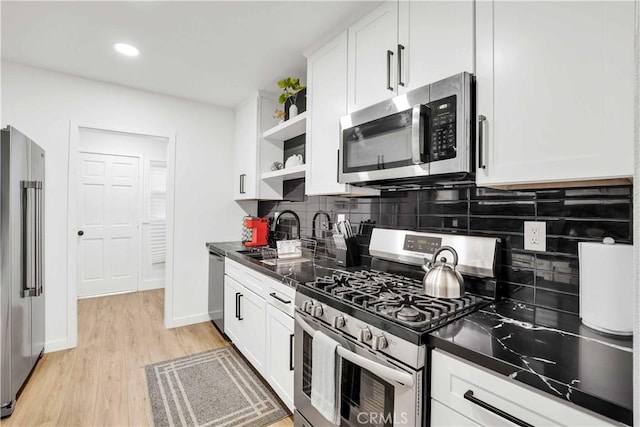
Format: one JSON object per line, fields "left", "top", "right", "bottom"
{"left": 476, "top": 1, "right": 635, "bottom": 188}
{"left": 233, "top": 93, "right": 280, "bottom": 200}
{"left": 233, "top": 96, "right": 260, "bottom": 200}
{"left": 397, "top": 1, "right": 474, "bottom": 91}
{"left": 347, "top": 1, "right": 399, "bottom": 112}
{"left": 347, "top": 0, "right": 475, "bottom": 113}
{"left": 305, "top": 31, "right": 379, "bottom": 197}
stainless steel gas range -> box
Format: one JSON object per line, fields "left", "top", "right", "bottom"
{"left": 293, "top": 229, "right": 500, "bottom": 427}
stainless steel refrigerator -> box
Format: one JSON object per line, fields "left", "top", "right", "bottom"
{"left": 0, "top": 126, "right": 45, "bottom": 418}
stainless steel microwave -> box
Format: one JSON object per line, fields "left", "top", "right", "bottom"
{"left": 338, "top": 72, "right": 473, "bottom": 186}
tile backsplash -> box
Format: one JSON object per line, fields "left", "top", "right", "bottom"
{"left": 258, "top": 184, "right": 633, "bottom": 315}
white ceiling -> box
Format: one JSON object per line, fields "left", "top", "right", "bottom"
{"left": 1, "top": 1, "right": 378, "bottom": 108}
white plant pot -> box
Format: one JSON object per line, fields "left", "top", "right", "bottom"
{"left": 289, "top": 104, "right": 298, "bottom": 119}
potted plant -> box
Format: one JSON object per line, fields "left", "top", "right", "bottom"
{"left": 277, "top": 77, "right": 306, "bottom": 120}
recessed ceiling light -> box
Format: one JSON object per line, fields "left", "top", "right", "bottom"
{"left": 114, "top": 43, "right": 139, "bottom": 57}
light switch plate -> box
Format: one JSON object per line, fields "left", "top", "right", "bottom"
{"left": 524, "top": 221, "right": 547, "bottom": 251}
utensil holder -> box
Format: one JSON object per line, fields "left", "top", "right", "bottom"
{"left": 335, "top": 236, "right": 360, "bottom": 267}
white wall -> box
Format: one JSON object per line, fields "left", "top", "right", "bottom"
{"left": 79, "top": 128, "right": 168, "bottom": 291}
{"left": 1, "top": 61, "right": 246, "bottom": 351}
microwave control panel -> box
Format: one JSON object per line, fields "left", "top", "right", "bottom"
{"left": 428, "top": 95, "right": 457, "bottom": 161}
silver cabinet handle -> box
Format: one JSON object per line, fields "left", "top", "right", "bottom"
{"left": 386, "top": 50, "right": 394, "bottom": 91}
{"left": 411, "top": 105, "right": 426, "bottom": 164}
{"left": 397, "top": 44, "right": 405, "bottom": 87}
{"left": 478, "top": 115, "right": 487, "bottom": 170}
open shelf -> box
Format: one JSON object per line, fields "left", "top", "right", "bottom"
{"left": 261, "top": 164, "right": 306, "bottom": 181}
{"left": 262, "top": 112, "right": 307, "bottom": 141}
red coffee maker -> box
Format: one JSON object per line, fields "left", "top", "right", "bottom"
{"left": 242, "top": 217, "right": 269, "bottom": 247}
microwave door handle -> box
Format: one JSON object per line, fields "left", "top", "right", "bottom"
{"left": 411, "top": 105, "right": 426, "bottom": 164}
{"left": 295, "top": 314, "right": 414, "bottom": 388}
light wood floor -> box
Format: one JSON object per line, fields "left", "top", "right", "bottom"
{"left": 1, "top": 289, "right": 293, "bottom": 427}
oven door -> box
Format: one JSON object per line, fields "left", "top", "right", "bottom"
{"left": 294, "top": 312, "right": 421, "bottom": 427}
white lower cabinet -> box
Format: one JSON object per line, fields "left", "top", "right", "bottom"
{"left": 431, "top": 399, "right": 479, "bottom": 427}
{"left": 265, "top": 304, "right": 295, "bottom": 412}
{"left": 223, "top": 276, "right": 243, "bottom": 345}
{"left": 223, "top": 275, "right": 266, "bottom": 375}
{"left": 223, "top": 258, "right": 295, "bottom": 410}
{"left": 431, "top": 349, "right": 618, "bottom": 427}
{"left": 238, "top": 288, "right": 266, "bottom": 374}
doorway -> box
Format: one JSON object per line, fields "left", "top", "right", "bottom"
{"left": 76, "top": 128, "right": 169, "bottom": 298}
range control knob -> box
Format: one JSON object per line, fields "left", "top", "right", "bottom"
{"left": 331, "top": 315, "right": 346, "bottom": 328}
{"left": 302, "top": 300, "right": 314, "bottom": 313}
{"left": 312, "top": 305, "right": 324, "bottom": 318}
{"left": 371, "top": 335, "right": 388, "bottom": 351}
{"left": 357, "top": 327, "right": 372, "bottom": 342}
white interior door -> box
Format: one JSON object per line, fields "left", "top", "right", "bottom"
{"left": 77, "top": 152, "right": 140, "bottom": 297}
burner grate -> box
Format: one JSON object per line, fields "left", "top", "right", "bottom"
{"left": 307, "top": 269, "right": 485, "bottom": 329}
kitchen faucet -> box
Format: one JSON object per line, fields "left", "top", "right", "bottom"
{"left": 273, "top": 210, "right": 301, "bottom": 240}
{"left": 311, "top": 211, "right": 332, "bottom": 239}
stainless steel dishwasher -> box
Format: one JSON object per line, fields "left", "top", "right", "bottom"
{"left": 208, "top": 250, "right": 225, "bottom": 334}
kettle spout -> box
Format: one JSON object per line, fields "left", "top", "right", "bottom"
{"left": 422, "top": 257, "right": 432, "bottom": 273}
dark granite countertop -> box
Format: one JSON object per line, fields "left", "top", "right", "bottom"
{"left": 429, "top": 301, "right": 633, "bottom": 425}
{"left": 206, "top": 241, "right": 350, "bottom": 287}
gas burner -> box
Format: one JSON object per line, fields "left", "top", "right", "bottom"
{"left": 396, "top": 307, "right": 420, "bottom": 322}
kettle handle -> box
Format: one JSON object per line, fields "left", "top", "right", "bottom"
{"left": 431, "top": 246, "right": 459, "bottom": 268}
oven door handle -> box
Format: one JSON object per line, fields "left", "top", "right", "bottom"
{"left": 295, "top": 314, "right": 414, "bottom": 388}
{"left": 411, "top": 104, "right": 426, "bottom": 164}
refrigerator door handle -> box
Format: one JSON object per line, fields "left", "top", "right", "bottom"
{"left": 20, "top": 181, "right": 36, "bottom": 297}
{"left": 35, "top": 181, "right": 43, "bottom": 296}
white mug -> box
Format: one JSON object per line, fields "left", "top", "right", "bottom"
{"left": 285, "top": 154, "right": 303, "bottom": 168}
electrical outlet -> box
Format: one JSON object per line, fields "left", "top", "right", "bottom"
{"left": 524, "top": 221, "right": 547, "bottom": 251}
{"left": 337, "top": 214, "right": 346, "bottom": 222}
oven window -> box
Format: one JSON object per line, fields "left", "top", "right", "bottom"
{"left": 340, "top": 358, "right": 394, "bottom": 427}
{"left": 343, "top": 109, "right": 416, "bottom": 173}
{"left": 302, "top": 331, "right": 395, "bottom": 427}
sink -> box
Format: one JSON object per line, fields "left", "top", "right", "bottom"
{"left": 236, "top": 249, "right": 264, "bottom": 260}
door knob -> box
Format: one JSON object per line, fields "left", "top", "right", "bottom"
{"left": 77, "top": 230, "right": 84, "bottom": 236}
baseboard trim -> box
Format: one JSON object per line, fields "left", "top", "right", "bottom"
{"left": 166, "top": 313, "right": 212, "bottom": 329}
{"left": 45, "top": 338, "right": 74, "bottom": 353}
{"left": 139, "top": 278, "right": 165, "bottom": 291}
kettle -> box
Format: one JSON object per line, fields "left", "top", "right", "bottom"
{"left": 422, "top": 246, "right": 465, "bottom": 298}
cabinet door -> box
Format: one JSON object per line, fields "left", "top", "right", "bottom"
{"left": 265, "top": 305, "right": 295, "bottom": 412}
{"left": 476, "top": 1, "right": 635, "bottom": 188}
{"left": 398, "top": 0, "right": 474, "bottom": 91}
{"left": 238, "top": 287, "right": 266, "bottom": 375}
{"left": 347, "top": 1, "right": 399, "bottom": 113}
{"left": 223, "top": 276, "right": 243, "bottom": 344}
{"left": 431, "top": 400, "right": 479, "bottom": 427}
{"left": 305, "top": 32, "right": 380, "bottom": 197}
{"left": 233, "top": 97, "right": 259, "bottom": 199}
